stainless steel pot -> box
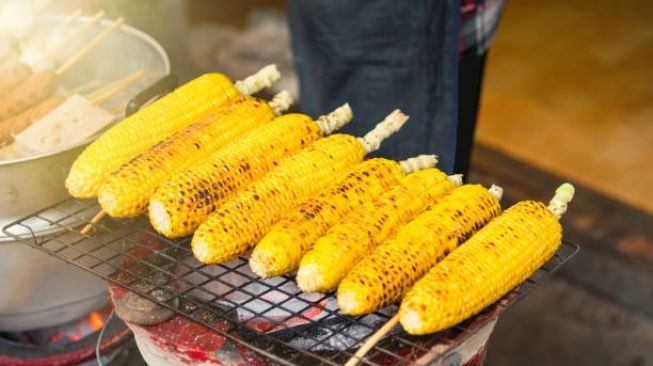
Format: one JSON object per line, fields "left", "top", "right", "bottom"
{"left": 0, "top": 15, "right": 170, "bottom": 331}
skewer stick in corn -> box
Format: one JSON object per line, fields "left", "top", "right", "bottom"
{"left": 191, "top": 109, "right": 409, "bottom": 264}
{"left": 297, "top": 171, "right": 463, "bottom": 293}
{"left": 344, "top": 315, "right": 400, "bottom": 366}
{"left": 96, "top": 91, "right": 292, "bottom": 219}
{"left": 399, "top": 183, "right": 575, "bottom": 335}
{"left": 250, "top": 155, "right": 438, "bottom": 279}
{"left": 347, "top": 185, "right": 575, "bottom": 366}
{"left": 66, "top": 64, "right": 281, "bottom": 199}
{"left": 337, "top": 184, "right": 503, "bottom": 316}
{"left": 149, "top": 104, "right": 353, "bottom": 238}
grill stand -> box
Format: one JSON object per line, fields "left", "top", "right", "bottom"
{"left": 2, "top": 198, "right": 578, "bottom": 366}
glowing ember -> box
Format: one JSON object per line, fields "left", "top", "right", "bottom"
{"left": 89, "top": 311, "right": 105, "bottom": 331}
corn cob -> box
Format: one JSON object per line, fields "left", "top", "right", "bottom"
{"left": 297, "top": 171, "right": 462, "bottom": 293}
{"left": 149, "top": 104, "right": 353, "bottom": 238}
{"left": 399, "top": 183, "right": 574, "bottom": 335}
{"left": 191, "top": 109, "right": 409, "bottom": 264}
{"left": 65, "top": 64, "right": 280, "bottom": 199}
{"left": 249, "top": 155, "right": 438, "bottom": 279}
{"left": 97, "top": 91, "right": 291, "bottom": 218}
{"left": 337, "top": 184, "right": 503, "bottom": 316}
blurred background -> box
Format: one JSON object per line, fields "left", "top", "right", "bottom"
{"left": 6, "top": 0, "right": 653, "bottom": 365}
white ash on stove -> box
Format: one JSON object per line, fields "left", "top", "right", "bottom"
{"left": 176, "top": 255, "right": 400, "bottom": 352}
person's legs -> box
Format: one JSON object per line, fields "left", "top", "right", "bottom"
{"left": 287, "top": 0, "right": 461, "bottom": 173}
{"left": 455, "top": 48, "right": 487, "bottom": 177}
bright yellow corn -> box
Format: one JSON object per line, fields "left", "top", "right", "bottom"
{"left": 148, "top": 104, "right": 352, "bottom": 238}
{"left": 191, "top": 110, "right": 408, "bottom": 264}
{"left": 66, "top": 65, "right": 280, "bottom": 198}
{"left": 98, "top": 96, "right": 276, "bottom": 218}
{"left": 337, "top": 184, "right": 502, "bottom": 316}
{"left": 297, "top": 169, "right": 460, "bottom": 293}
{"left": 249, "top": 158, "right": 405, "bottom": 279}
{"left": 191, "top": 135, "right": 364, "bottom": 264}
{"left": 399, "top": 183, "right": 574, "bottom": 335}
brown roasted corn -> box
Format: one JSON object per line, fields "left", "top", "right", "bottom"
{"left": 249, "top": 155, "right": 438, "bottom": 279}
{"left": 148, "top": 104, "right": 353, "bottom": 238}
{"left": 399, "top": 183, "right": 574, "bottom": 335}
{"left": 98, "top": 92, "right": 291, "bottom": 218}
{"left": 297, "top": 170, "right": 462, "bottom": 293}
{"left": 191, "top": 110, "right": 408, "bottom": 264}
{"left": 66, "top": 65, "right": 280, "bottom": 198}
{"left": 337, "top": 184, "right": 503, "bottom": 316}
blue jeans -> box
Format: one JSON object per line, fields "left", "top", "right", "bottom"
{"left": 287, "top": 0, "right": 461, "bottom": 173}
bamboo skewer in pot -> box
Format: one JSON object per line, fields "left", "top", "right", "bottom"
{"left": 344, "top": 184, "right": 575, "bottom": 366}
{"left": 86, "top": 70, "right": 147, "bottom": 105}
{"left": 0, "top": 10, "right": 104, "bottom": 98}
{"left": 32, "top": 10, "right": 106, "bottom": 68}
{"left": 0, "top": 70, "right": 145, "bottom": 146}
{"left": 0, "top": 17, "right": 124, "bottom": 121}
{"left": 50, "top": 8, "right": 82, "bottom": 36}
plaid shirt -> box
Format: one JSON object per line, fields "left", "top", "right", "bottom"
{"left": 460, "top": 0, "right": 507, "bottom": 54}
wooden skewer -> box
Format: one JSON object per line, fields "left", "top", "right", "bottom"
{"left": 33, "top": 10, "right": 106, "bottom": 67}
{"left": 81, "top": 210, "right": 106, "bottom": 235}
{"left": 110, "top": 99, "right": 130, "bottom": 116}
{"left": 50, "top": 8, "right": 82, "bottom": 36}
{"left": 87, "top": 70, "right": 147, "bottom": 105}
{"left": 55, "top": 16, "right": 124, "bottom": 76}
{"left": 344, "top": 315, "right": 399, "bottom": 366}
{"left": 68, "top": 78, "right": 102, "bottom": 95}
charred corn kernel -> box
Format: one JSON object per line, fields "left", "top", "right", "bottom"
{"left": 98, "top": 95, "right": 279, "bottom": 218}
{"left": 250, "top": 158, "right": 408, "bottom": 279}
{"left": 400, "top": 183, "right": 575, "bottom": 335}
{"left": 66, "top": 65, "right": 280, "bottom": 198}
{"left": 337, "top": 184, "right": 503, "bottom": 316}
{"left": 192, "top": 110, "right": 409, "bottom": 264}
{"left": 149, "top": 104, "right": 352, "bottom": 238}
{"left": 297, "top": 170, "right": 461, "bottom": 293}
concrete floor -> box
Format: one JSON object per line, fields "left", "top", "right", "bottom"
{"left": 486, "top": 278, "right": 653, "bottom": 366}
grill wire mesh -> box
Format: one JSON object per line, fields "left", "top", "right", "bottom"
{"left": 3, "top": 198, "right": 578, "bottom": 366}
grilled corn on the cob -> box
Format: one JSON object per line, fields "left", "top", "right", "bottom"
{"left": 297, "top": 170, "right": 462, "bottom": 293}
{"left": 191, "top": 110, "right": 409, "bottom": 264}
{"left": 250, "top": 155, "right": 438, "bottom": 279}
{"left": 66, "top": 65, "right": 280, "bottom": 198}
{"left": 98, "top": 91, "right": 291, "bottom": 218}
{"left": 148, "top": 104, "right": 353, "bottom": 238}
{"left": 399, "top": 183, "right": 574, "bottom": 335}
{"left": 337, "top": 184, "right": 503, "bottom": 316}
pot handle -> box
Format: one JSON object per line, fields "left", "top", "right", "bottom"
{"left": 126, "top": 74, "right": 178, "bottom": 116}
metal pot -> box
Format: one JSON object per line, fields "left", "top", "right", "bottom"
{"left": 0, "top": 15, "right": 170, "bottom": 331}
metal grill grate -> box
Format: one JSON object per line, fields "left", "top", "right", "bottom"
{"left": 2, "top": 198, "right": 578, "bottom": 366}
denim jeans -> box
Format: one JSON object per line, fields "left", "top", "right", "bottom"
{"left": 287, "top": 0, "right": 461, "bottom": 173}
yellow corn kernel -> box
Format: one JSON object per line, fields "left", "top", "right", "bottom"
{"left": 337, "top": 184, "right": 502, "bottom": 316}
{"left": 191, "top": 135, "right": 365, "bottom": 264}
{"left": 297, "top": 170, "right": 460, "bottom": 293}
{"left": 399, "top": 183, "right": 575, "bottom": 335}
{"left": 191, "top": 110, "right": 409, "bottom": 264}
{"left": 148, "top": 104, "right": 352, "bottom": 238}
{"left": 98, "top": 96, "right": 275, "bottom": 218}
{"left": 66, "top": 65, "right": 280, "bottom": 198}
{"left": 249, "top": 158, "right": 405, "bottom": 279}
